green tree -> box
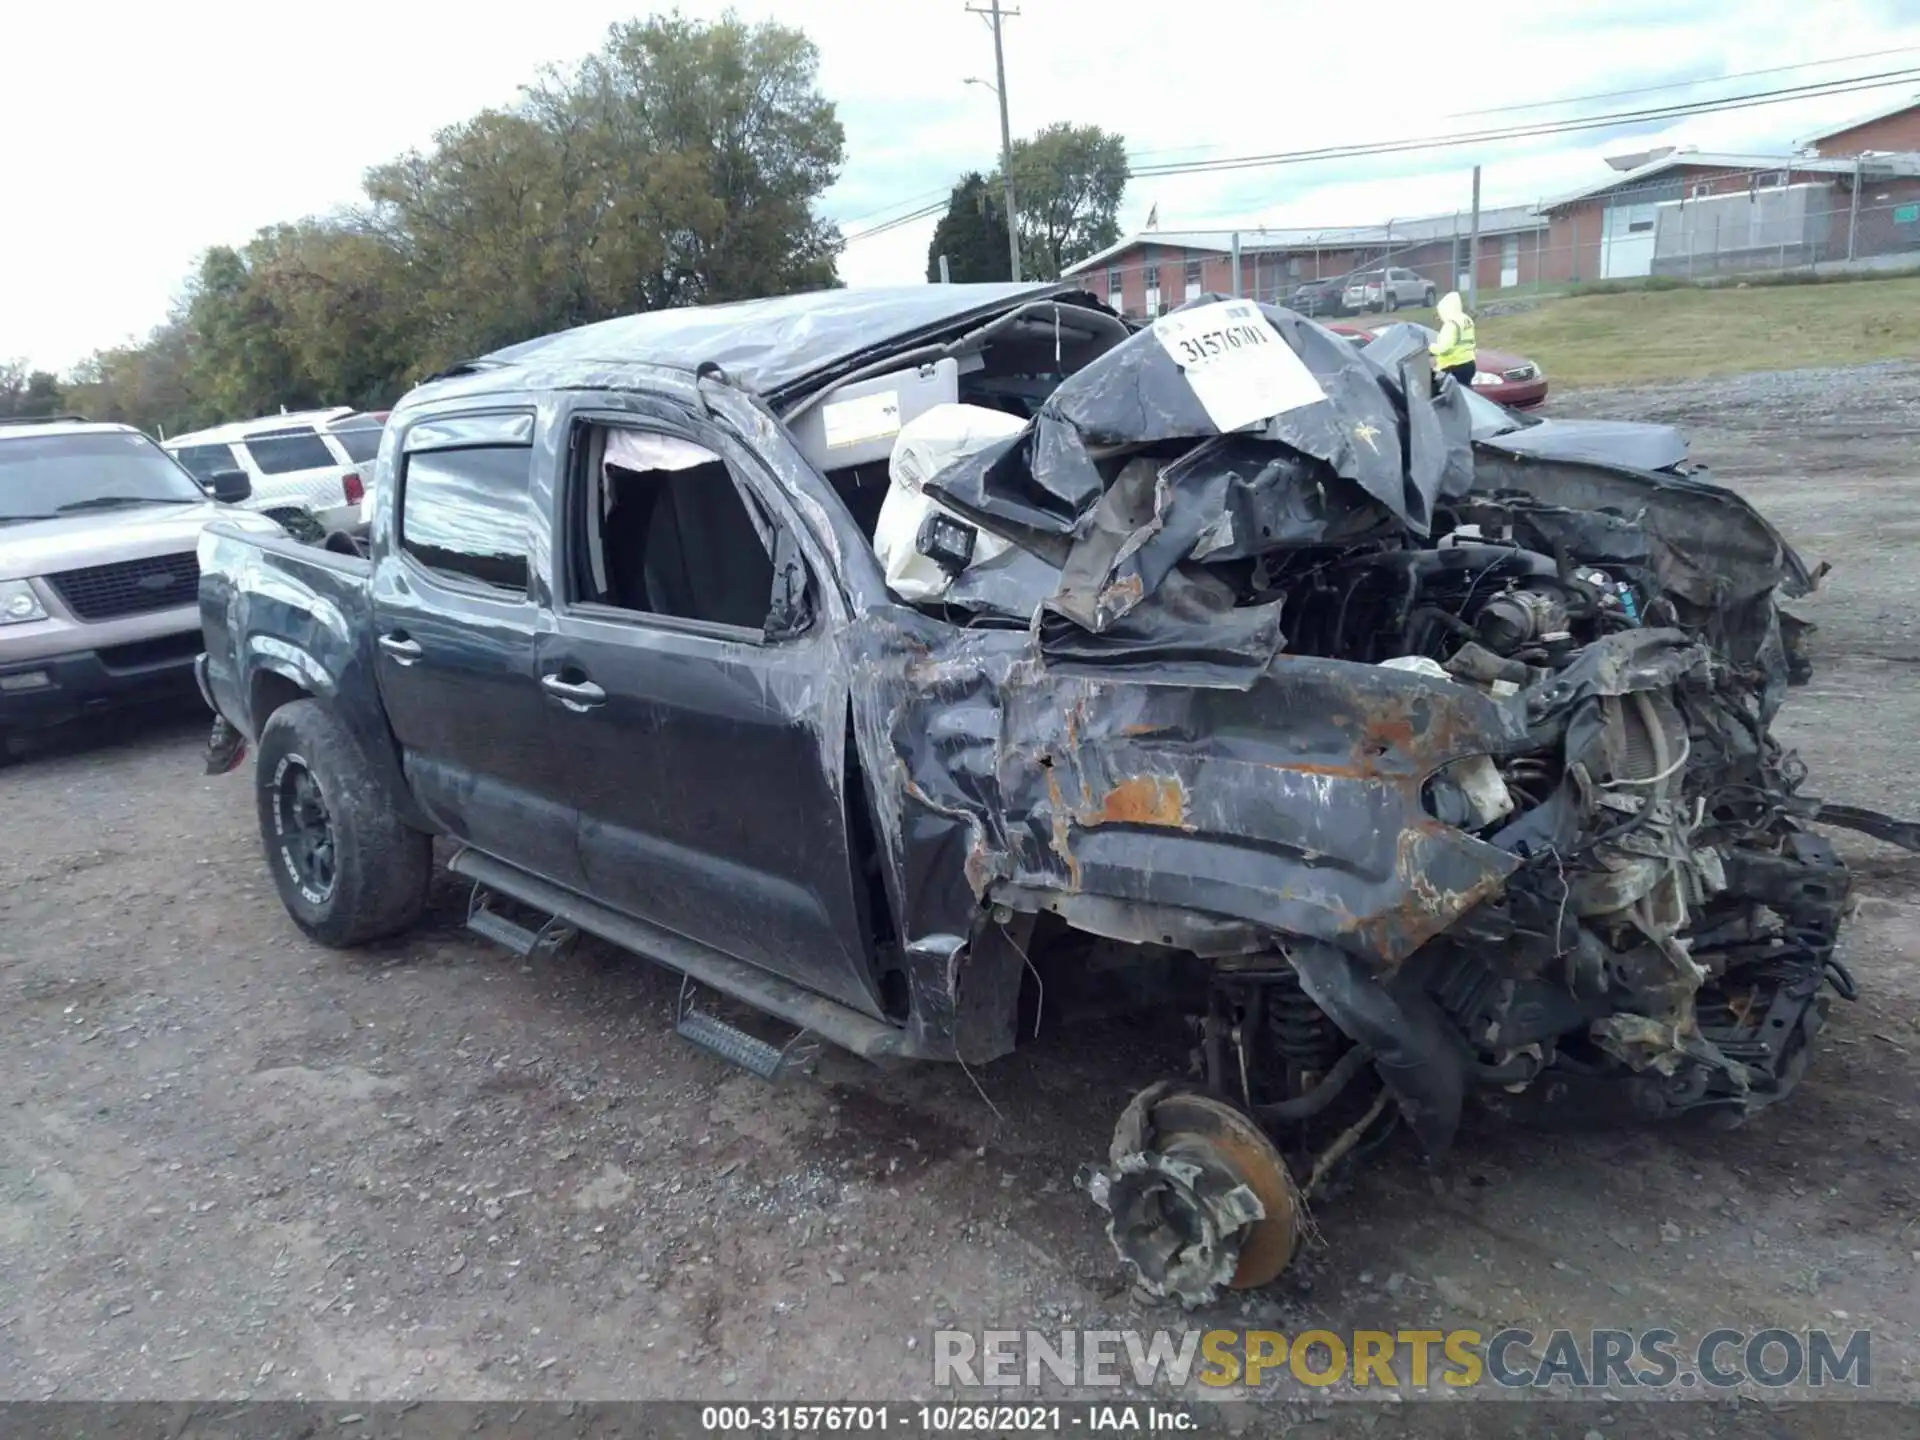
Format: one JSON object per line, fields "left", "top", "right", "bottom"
{"left": 63, "top": 316, "right": 206, "bottom": 438}
{"left": 568, "top": 13, "right": 845, "bottom": 308}
{"left": 999, "top": 123, "right": 1129, "bottom": 280}
{"left": 0, "top": 362, "right": 65, "bottom": 418}
{"left": 925, "top": 173, "right": 1010, "bottom": 283}
{"left": 366, "top": 10, "right": 845, "bottom": 371}
{"left": 53, "top": 10, "right": 847, "bottom": 428}
{"left": 186, "top": 245, "right": 318, "bottom": 420}
{"left": 364, "top": 105, "right": 593, "bottom": 369}
{"left": 246, "top": 220, "right": 418, "bottom": 407}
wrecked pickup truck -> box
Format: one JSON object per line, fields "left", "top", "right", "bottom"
{"left": 196, "top": 283, "right": 1919, "bottom": 1306}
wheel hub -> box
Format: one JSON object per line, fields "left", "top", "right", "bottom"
{"left": 275, "top": 757, "right": 336, "bottom": 901}
{"left": 1084, "top": 1084, "right": 1299, "bottom": 1306}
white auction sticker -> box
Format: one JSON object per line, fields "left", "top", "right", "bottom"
{"left": 821, "top": 389, "right": 903, "bottom": 449}
{"left": 1152, "top": 299, "right": 1325, "bottom": 432}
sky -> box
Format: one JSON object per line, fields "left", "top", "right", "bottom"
{"left": 5, "top": 1, "right": 1920, "bottom": 372}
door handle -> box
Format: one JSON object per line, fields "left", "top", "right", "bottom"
{"left": 378, "top": 633, "right": 423, "bottom": 664}
{"left": 541, "top": 673, "right": 606, "bottom": 712}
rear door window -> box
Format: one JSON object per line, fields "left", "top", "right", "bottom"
{"left": 244, "top": 427, "right": 336, "bottom": 474}
{"left": 399, "top": 443, "right": 536, "bottom": 594}
{"left": 330, "top": 426, "right": 383, "bottom": 464}
{"left": 171, "top": 444, "right": 236, "bottom": 482}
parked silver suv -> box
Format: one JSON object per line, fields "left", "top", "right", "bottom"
{"left": 0, "top": 416, "right": 282, "bottom": 759}
{"left": 1341, "top": 266, "right": 1438, "bottom": 313}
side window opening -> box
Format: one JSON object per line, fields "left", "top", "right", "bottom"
{"left": 824, "top": 461, "right": 890, "bottom": 542}
{"left": 172, "top": 444, "right": 235, "bottom": 482}
{"left": 399, "top": 443, "right": 535, "bottom": 595}
{"left": 244, "top": 427, "right": 336, "bottom": 475}
{"left": 571, "top": 424, "right": 776, "bottom": 633}
{"left": 330, "top": 426, "right": 383, "bottom": 464}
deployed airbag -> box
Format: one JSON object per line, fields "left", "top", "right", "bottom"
{"left": 874, "top": 403, "right": 1026, "bottom": 602}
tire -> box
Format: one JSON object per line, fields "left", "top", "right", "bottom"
{"left": 1423, "top": 288, "right": 1437, "bottom": 308}
{"left": 254, "top": 698, "right": 429, "bottom": 947}
{"left": 1385, "top": 292, "right": 1400, "bottom": 312}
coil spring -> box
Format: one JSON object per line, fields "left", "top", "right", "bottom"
{"left": 1265, "top": 970, "right": 1343, "bottom": 1072}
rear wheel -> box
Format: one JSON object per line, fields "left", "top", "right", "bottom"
{"left": 1385, "top": 292, "right": 1400, "bottom": 312}
{"left": 255, "top": 699, "right": 429, "bottom": 947}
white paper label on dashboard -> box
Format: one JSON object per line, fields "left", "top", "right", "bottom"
{"left": 821, "top": 390, "right": 903, "bottom": 449}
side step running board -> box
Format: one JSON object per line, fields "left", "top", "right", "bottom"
{"left": 675, "top": 976, "right": 818, "bottom": 1080}
{"left": 446, "top": 847, "right": 913, "bottom": 1064}
{"left": 466, "top": 885, "right": 579, "bottom": 958}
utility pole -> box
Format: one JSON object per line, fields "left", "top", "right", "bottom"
{"left": 1847, "top": 153, "right": 1863, "bottom": 261}
{"left": 966, "top": 0, "right": 1022, "bottom": 282}
{"left": 1468, "top": 165, "right": 1482, "bottom": 309}
{"left": 938, "top": 253, "right": 952, "bottom": 284}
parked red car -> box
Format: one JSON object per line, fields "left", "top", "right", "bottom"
{"left": 1325, "top": 322, "right": 1548, "bottom": 409}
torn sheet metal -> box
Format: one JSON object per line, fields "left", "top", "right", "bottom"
{"left": 927, "top": 300, "right": 1474, "bottom": 565}
{"left": 1045, "top": 441, "right": 1394, "bottom": 636}
{"left": 821, "top": 288, "right": 1895, "bottom": 1157}
{"left": 1467, "top": 449, "right": 1819, "bottom": 607}
{"left": 852, "top": 613, "right": 1531, "bottom": 994}
{"left": 892, "top": 299, "right": 1483, "bottom": 689}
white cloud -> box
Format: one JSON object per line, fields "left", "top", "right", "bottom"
{"left": 3, "top": 0, "right": 1916, "bottom": 370}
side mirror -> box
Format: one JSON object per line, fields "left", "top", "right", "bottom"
{"left": 764, "top": 525, "right": 813, "bottom": 641}
{"left": 207, "top": 468, "right": 252, "bottom": 505}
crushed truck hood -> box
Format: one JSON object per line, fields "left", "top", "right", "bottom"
{"left": 849, "top": 299, "right": 1539, "bottom": 1001}
{"left": 843, "top": 294, "right": 1853, "bottom": 1089}
{"left": 1478, "top": 416, "right": 1692, "bottom": 474}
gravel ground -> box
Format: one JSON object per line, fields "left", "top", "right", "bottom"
{"left": 3, "top": 363, "right": 1919, "bottom": 1433}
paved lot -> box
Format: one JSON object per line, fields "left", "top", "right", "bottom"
{"left": 3, "top": 363, "right": 1919, "bottom": 1432}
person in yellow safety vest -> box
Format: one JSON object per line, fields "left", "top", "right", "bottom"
{"left": 1430, "top": 290, "right": 1478, "bottom": 387}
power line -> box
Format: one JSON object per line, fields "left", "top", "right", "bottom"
{"left": 836, "top": 185, "right": 957, "bottom": 229}
{"left": 846, "top": 198, "right": 953, "bottom": 243}
{"left": 1446, "top": 44, "right": 1920, "bottom": 119}
{"left": 836, "top": 135, "right": 1236, "bottom": 240}
{"left": 843, "top": 64, "right": 1920, "bottom": 246}
{"left": 1126, "top": 67, "right": 1920, "bottom": 179}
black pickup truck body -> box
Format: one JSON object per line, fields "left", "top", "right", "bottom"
{"left": 200, "top": 284, "right": 1123, "bottom": 1065}
{"left": 199, "top": 284, "right": 1538, "bottom": 1071}
{"left": 199, "top": 281, "right": 1910, "bottom": 1301}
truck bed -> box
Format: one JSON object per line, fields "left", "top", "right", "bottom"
{"left": 197, "top": 520, "right": 390, "bottom": 762}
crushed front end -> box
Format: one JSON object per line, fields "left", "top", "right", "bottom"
{"left": 842, "top": 294, "right": 1912, "bottom": 1304}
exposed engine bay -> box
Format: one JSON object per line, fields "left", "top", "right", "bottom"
{"left": 797, "top": 292, "right": 1917, "bottom": 1306}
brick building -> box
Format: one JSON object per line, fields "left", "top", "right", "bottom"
{"left": 1536, "top": 144, "right": 1920, "bottom": 282}
{"left": 1801, "top": 92, "right": 1920, "bottom": 158}
{"left": 1061, "top": 97, "right": 1920, "bottom": 312}
{"left": 1062, "top": 206, "right": 1549, "bottom": 319}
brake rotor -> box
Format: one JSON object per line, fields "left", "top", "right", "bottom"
{"left": 1086, "top": 1084, "right": 1299, "bottom": 1305}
